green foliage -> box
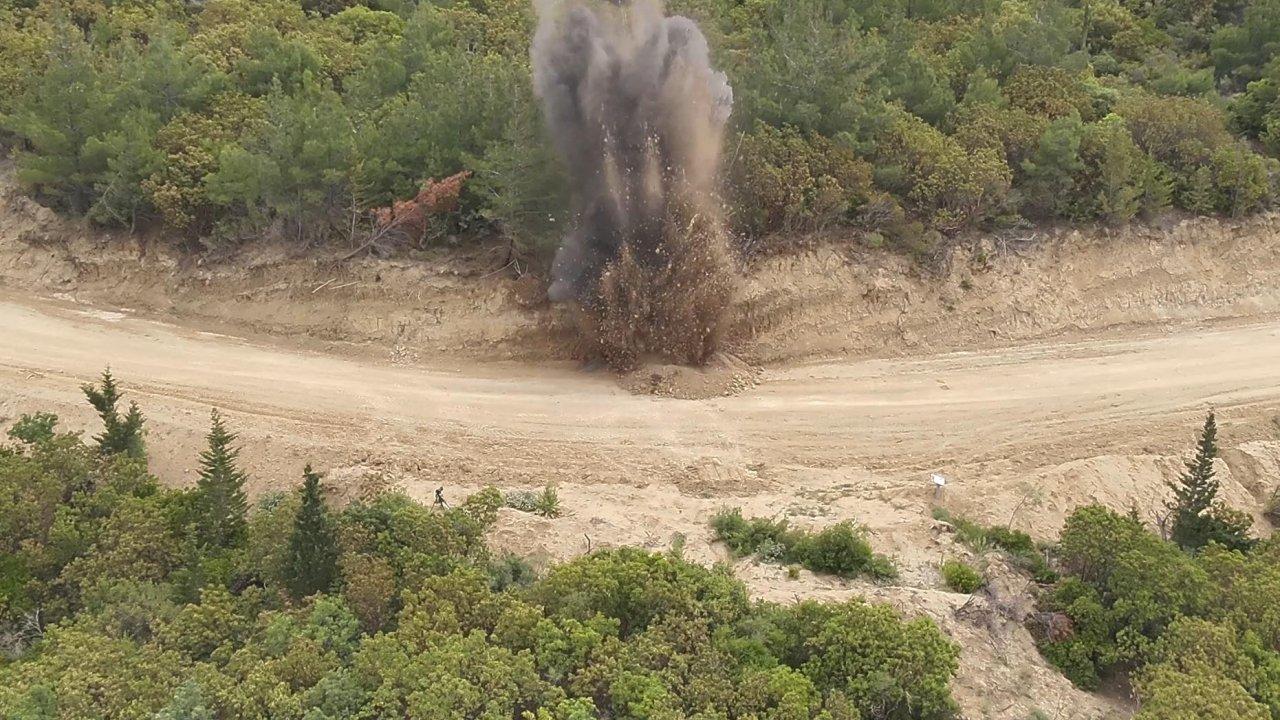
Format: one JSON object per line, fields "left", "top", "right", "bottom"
{"left": 1167, "top": 411, "right": 1254, "bottom": 552}
{"left": 193, "top": 410, "right": 248, "bottom": 550}
{"left": 941, "top": 559, "right": 983, "bottom": 593}
{"left": 1077, "top": 114, "right": 1169, "bottom": 222}
{"left": 932, "top": 508, "right": 1056, "bottom": 582}
{"left": 711, "top": 508, "right": 898, "bottom": 580}
{"left": 504, "top": 485, "right": 562, "bottom": 518}
{"left": 732, "top": 122, "right": 874, "bottom": 236}
{"left": 710, "top": 507, "right": 798, "bottom": 556}
{"left": 1004, "top": 66, "right": 1096, "bottom": 120}
{"left": 795, "top": 522, "right": 898, "bottom": 581}
{"left": 208, "top": 73, "right": 356, "bottom": 241}
{"left": 466, "top": 89, "right": 569, "bottom": 257}
{"left": 1041, "top": 503, "right": 1280, "bottom": 711}
{"left": 6, "top": 412, "right": 58, "bottom": 445}
{"left": 878, "top": 109, "right": 1014, "bottom": 232}
{"left": 3, "top": 26, "right": 119, "bottom": 214}
{"left": 1119, "top": 91, "right": 1232, "bottom": 167}
{"left": 143, "top": 92, "right": 267, "bottom": 233}
{"left": 1020, "top": 113, "right": 1087, "bottom": 218}
{"left": 794, "top": 601, "right": 961, "bottom": 719}
{"left": 533, "top": 485, "right": 562, "bottom": 518}
{"left": 0, "top": 387, "right": 967, "bottom": 720}
{"left": 3, "top": 0, "right": 1280, "bottom": 253}
{"left": 81, "top": 368, "right": 146, "bottom": 459}
{"left": 1211, "top": 0, "right": 1280, "bottom": 85}
{"left": 720, "top": 0, "right": 888, "bottom": 140}
{"left": 1135, "top": 665, "right": 1271, "bottom": 720}
{"left": 284, "top": 465, "right": 338, "bottom": 600}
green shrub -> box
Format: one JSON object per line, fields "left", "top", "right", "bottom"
{"left": 877, "top": 110, "right": 1013, "bottom": 232}
{"left": 793, "top": 522, "right": 875, "bottom": 578}
{"left": 6, "top": 413, "right": 58, "bottom": 446}
{"left": 0, "top": 379, "right": 964, "bottom": 719}
{"left": 504, "top": 485, "right": 561, "bottom": 518}
{"left": 1004, "top": 66, "right": 1095, "bottom": 120}
{"left": 1038, "top": 504, "right": 1263, "bottom": 693}
{"left": 795, "top": 600, "right": 961, "bottom": 719}
{"left": 1118, "top": 91, "right": 1232, "bottom": 167}
{"left": 533, "top": 485, "right": 561, "bottom": 518}
{"left": 1134, "top": 665, "right": 1271, "bottom": 720}
{"left": 709, "top": 508, "right": 799, "bottom": 557}
{"left": 932, "top": 508, "right": 1055, "bottom": 582}
{"left": 732, "top": 122, "right": 874, "bottom": 236}
{"left": 711, "top": 510, "right": 897, "bottom": 581}
{"left": 941, "top": 559, "right": 982, "bottom": 593}
{"left": 865, "top": 553, "right": 901, "bottom": 581}
{"left": 488, "top": 553, "right": 536, "bottom": 591}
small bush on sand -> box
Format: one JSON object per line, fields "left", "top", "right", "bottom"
{"left": 933, "top": 508, "right": 1056, "bottom": 582}
{"left": 793, "top": 522, "right": 875, "bottom": 577}
{"left": 941, "top": 559, "right": 983, "bottom": 593}
{"left": 711, "top": 508, "right": 897, "bottom": 580}
{"left": 710, "top": 508, "right": 800, "bottom": 556}
{"left": 504, "top": 485, "right": 562, "bottom": 518}
{"left": 533, "top": 485, "right": 562, "bottom": 518}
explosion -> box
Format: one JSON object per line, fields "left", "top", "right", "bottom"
{"left": 532, "top": 0, "right": 737, "bottom": 369}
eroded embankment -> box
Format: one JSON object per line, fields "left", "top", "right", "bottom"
{"left": 5, "top": 161, "right": 1280, "bottom": 376}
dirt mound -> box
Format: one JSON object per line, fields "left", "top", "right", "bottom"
{"left": 619, "top": 352, "right": 759, "bottom": 399}
{"left": 937, "top": 442, "right": 1280, "bottom": 542}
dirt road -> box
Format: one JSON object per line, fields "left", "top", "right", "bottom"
{"left": 4, "top": 290, "right": 1279, "bottom": 490}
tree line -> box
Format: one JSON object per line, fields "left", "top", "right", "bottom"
{"left": 1037, "top": 412, "right": 1277, "bottom": 720}
{"left": 0, "top": 371, "right": 962, "bottom": 719}
{"left": 3, "top": 383, "right": 1277, "bottom": 717}
{"left": 2, "top": 0, "right": 1280, "bottom": 261}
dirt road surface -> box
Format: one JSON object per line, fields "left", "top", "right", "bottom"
{"left": 4, "top": 291, "right": 1280, "bottom": 476}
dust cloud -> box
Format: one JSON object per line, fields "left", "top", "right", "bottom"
{"left": 532, "top": 0, "right": 737, "bottom": 368}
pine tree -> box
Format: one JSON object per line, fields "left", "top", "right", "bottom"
{"left": 194, "top": 409, "right": 249, "bottom": 549}
{"left": 1181, "top": 165, "right": 1219, "bottom": 214}
{"left": 81, "top": 368, "right": 146, "bottom": 459}
{"left": 1166, "top": 411, "right": 1252, "bottom": 551}
{"left": 284, "top": 465, "right": 338, "bottom": 600}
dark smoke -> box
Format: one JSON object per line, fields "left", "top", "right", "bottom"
{"left": 531, "top": 0, "right": 734, "bottom": 304}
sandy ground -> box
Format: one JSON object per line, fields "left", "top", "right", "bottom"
{"left": 4, "top": 291, "right": 1280, "bottom": 492}
{"left": 4, "top": 162, "right": 1280, "bottom": 718}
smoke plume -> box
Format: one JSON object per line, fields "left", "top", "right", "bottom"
{"left": 532, "top": 0, "right": 737, "bottom": 367}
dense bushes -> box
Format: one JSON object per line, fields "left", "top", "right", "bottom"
{"left": 2, "top": 0, "right": 1279, "bottom": 257}
{"left": 1038, "top": 504, "right": 1280, "bottom": 719}
{"left": 711, "top": 508, "right": 898, "bottom": 580}
{"left": 732, "top": 123, "right": 874, "bottom": 236}
{"left": 0, "top": 381, "right": 961, "bottom": 718}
